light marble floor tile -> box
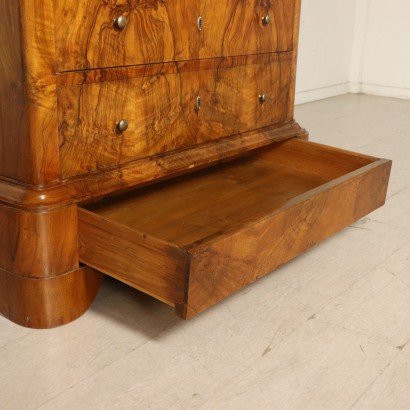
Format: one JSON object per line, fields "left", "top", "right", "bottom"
{"left": 295, "top": 94, "right": 410, "bottom": 151}
{"left": 357, "top": 128, "right": 410, "bottom": 159}
{"left": 351, "top": 343, "right": 410, "bottom": 410}
{"left": 194, "top": 320, "right": 398, "bottom": 410}
{"left": 371, "top": 186, "right": 410, "bottom": 227}
{"left": 0, "top": 310, "right": 157, "bottom": 410}
{"left": 0, "top": 318, "right": 34, "bottom": 352}
{"left": 379, "top": 241, "right": 410, "bottom": 289}
{"left": 357, "top": 126, "right": 410, "bottom": 198}
{"left": 34, "top": 319, "right": 398, "bottom": 410}
{"left": 315, "top": 263, "right": 410, "bottom": 347}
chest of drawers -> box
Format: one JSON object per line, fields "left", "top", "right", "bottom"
{"left": 0, "top": 0, "right": 391, "bottom": 328}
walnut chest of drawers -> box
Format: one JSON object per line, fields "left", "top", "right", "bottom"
{"left": 0, "top": 0, "right": 391, "bottom": 328}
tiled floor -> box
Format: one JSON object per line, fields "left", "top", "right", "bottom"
{"left": 1, "top": 94, "right": 410, "bottom": 410}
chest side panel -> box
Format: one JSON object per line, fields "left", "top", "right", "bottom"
{"left": 0, "top": 0, "right": 31, "bottom": 182}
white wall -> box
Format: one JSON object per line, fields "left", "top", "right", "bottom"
{"left": 359, "top": 0, "right": 410, "bottom": 99}
{"left": 295, "top": 0, "right": 357, "bottom": 104}
{"left": 295, "top": 0, "right": 410, "bottom": 104}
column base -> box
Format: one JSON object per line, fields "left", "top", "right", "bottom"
{"left": 0, "top": 265, "right": 104, "bottom": 328}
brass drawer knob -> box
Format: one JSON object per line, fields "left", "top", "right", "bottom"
{"left": 114, "top": 15, "right": 127, "bottom": 31}
{"left": 259, "top": 94, "right": 268, "bottom": 104}
{"left": 262, "top": 15, "right": 272, "bottom": 25}
{"left": 116, "top": 119, "right": 129, "bottom": 133}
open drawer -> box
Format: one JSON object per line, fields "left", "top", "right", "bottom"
{"left": 78, "top": 138, "right": 391, "bottom": 319}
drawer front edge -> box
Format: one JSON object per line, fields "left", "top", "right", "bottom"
{"left": 54, "top": 0, "right": 295, "bottom": 71}
{"left": 58, "top": 53, "right": 293, "bottom": 178}
{"left": 178, "top": 158, "right": 392, "bottom": 319}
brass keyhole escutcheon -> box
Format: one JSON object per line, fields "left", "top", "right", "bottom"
{"left": 196, "top": 96, "right": 202, "bottom": 112}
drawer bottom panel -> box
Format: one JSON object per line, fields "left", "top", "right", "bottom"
{"left": 78, "top": 138, "right": 391, "bottom": 318}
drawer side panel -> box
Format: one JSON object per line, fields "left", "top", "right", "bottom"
{"left": 78, "top": 208, "right": 189, "bottom": 306}
{"left": 180, "top": 159, "right": 392, "bottom": 318}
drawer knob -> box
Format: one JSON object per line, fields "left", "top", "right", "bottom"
{"left": 196, "top": 96, "right": 202, "bottom": 112}
{"left": 114, "top": 15, "right": 127, "bottom": 31}
{"left": 262, "top": 15, "right": 272, "bottom": 25}
{"left": 259, "top": 94, "right": 268, "bottom": 104}
{"left": 116, "top": 119, "right": 129, "bottom": 133}
{"left": 197, "top": 16, "right": 203, "bottom": 32}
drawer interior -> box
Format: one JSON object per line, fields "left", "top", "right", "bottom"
{"left": 84, "top": 147, "right": 336, "bottom": 247}
{"left": 78, "top": 138, "right": 391, "bottom": 318}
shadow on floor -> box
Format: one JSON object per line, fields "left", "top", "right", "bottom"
{"left": 87, "top": 276, "right": 185, "bottom": 338}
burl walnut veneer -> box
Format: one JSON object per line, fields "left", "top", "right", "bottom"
{"left": 0, "top": 0, "right": 391, "bottom": 328}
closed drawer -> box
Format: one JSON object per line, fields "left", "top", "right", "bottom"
{"left": 78, "top": 138, "right": 391, "bottom": 318}
{"left": 58, "top": 53, "right": 293, "bottom": 178}
{"left": 54, "top": 0, "right": 296, "bottom": 71}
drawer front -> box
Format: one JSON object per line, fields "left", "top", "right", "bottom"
{"left": 58, "top": 54, "right": 293, "bottom": 178}
{"left": 200, "top": 0, "right": 295, "bottom": 59}
{"left": 54, "top": 0, "right": 295, "bottom": 71}
{"left": 78, "top": 139, "right": 391, "bottom": 318}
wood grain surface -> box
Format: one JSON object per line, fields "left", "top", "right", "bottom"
{"left": 0, "top": 123, "right": 306, "bottom": 211}
{"left": 0, "top": 0, "right": 60, "bottom": 185}
{"left": 0, "top": 265, "right": 104, "bottom": 328}
{"left": 183, "top": 149, "right": 392, "bottom": 318}
{"left": 78, "top": 209, "right": 188, "bottom": 306}
{"left": 0, "top": 203, "right": 79, "bottom": 278}
{"left": 0, "top": 0, "right": 31, "bottom": 182}
{"left": 257, "top": 138, "right": 378, "bottom": 179}
{"left": 85, "top": 148, "right": 329, "bottom": 247}
{"left": 54, "top": 0, "right": 295, "bottom": 71}
{"left": 58, "top": 53, "right": 293, "bottom": 177}
{"left": 288, "top": 0, "right": 302, "bottom": 119}
{"left": 78, "top": 139, "right": 391, "bottom": 318}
